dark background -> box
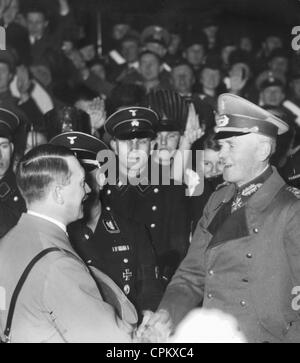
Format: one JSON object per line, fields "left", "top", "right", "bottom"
{"left": 20, "top": 0, "right": 300, "bottom": 49}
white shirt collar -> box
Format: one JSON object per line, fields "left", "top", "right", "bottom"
{"left": 27, "top": 210, "right": 67, "bottom": 235}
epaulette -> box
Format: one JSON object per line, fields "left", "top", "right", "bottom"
{"left": 286, "top": 186, "right": 300, "bottom": 199}
{"left": 216, "top": 181, "right": 231, "bottom": 191}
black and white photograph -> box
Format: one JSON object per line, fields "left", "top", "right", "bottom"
{"left": 0, "top": 0, "right": 300, "bottom": 345}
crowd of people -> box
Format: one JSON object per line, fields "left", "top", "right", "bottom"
{"left": 0, "top": 0, "right": 300, "bottom": 343}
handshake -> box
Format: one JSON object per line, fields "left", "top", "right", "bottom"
{"left": 134, "top": 309, "right": 174, "bottom": 343}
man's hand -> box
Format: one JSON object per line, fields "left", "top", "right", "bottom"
{"left": 135, "top": 309, "right": 173, "bottom": 343}
{"left": 86, "top": 97, "right": 106, "bottom": 134}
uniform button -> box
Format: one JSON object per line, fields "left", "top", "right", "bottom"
{"left": 152, "top": 206, "right": 157, "bottom": 211}
{"left": 106, "top": 206, "right": 111, "bottom": 211}
{"left": 242, "top": 279, "right": 249, "bottom": 283}
{"left": 84, "top": 234, "right": 90, "bottom": 240}
{"left": 246, "top": 253, "right": 253, "bottom": 259}
{"left": 13, "top": 196, "right": 19, "bottom": 202}
{"left": 107, "top": 190, "right": 112, "bottom": 195}
{"left": 154, "top": 188, "right": 159, "bottom": 194}
{"left": 240, "top": 300, "right": 247, "bottom": 307}
{"left": 208, "top": 270, "right": 214, "bottom": 276}
{"left": 207, "top": 293, "right": 213, "bottom": 299}
{"left": 123, "top": 258, "right": 129, "bottom": 264}
{"left": 87, "top": 260, "right": 92, "bottom": 265}
{"left": 151, "top": 224, "right": 156, "bottom": 229}
{"left": 253, "top": 228, "right": 259, "bottom": 234}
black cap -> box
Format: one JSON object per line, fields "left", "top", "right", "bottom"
{"left": 0, "top": 108, "right": 20, "bottom": 140}
{"left": 145, "top": 90, "right": 189, "bottom": 132}
{"left": 141, "top": 25, "right": 171, "bottom": 47}
{"left": 50, "top": 132, "right": 109, "bottom": 171}
{"left": 105, "top": 106, "right": 159, "bottom": 140}
{"left": 259, "top": 76, "right": 285, "bottom": 92}
{"left": 215, "top": 93, "right": 289, "bottom": 140}
{"left": 184, "top": 33, "right": 208, "bottom": 50}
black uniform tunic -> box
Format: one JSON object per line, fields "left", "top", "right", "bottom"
{"left": 0, "top": 169, "right": 26, "bottom": 238}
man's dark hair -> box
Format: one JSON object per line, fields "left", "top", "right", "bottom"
{"left": 16, "top": 144, "right": 74, "bottom": 205}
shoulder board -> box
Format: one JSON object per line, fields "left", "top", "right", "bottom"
{"left": 286, "top": 186, "right": 300, "bottom": 199}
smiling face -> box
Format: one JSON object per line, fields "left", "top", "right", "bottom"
{"left": 218, "top": 134, "right": 267, "bottom": 187}
{"left": 204, "top": 148, "right": 224, "bottom": 179}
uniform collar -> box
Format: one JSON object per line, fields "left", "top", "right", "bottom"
{"left": 246, "top": 167, "right": 286, "bottom": 212}
{"left": 236, "top": 165, "right": 273, "bottom": 197}
{"left": 27, "top": 210, "right": 67, "bottom": 235}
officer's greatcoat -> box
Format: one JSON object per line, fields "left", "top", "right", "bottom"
{"left": 159, "top": 168, "right": 300, "bottom": 343}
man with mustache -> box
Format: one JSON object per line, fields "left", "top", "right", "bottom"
{"left": 138, "top": 93, "right": 300, "bottom": 343}
{"left": 50, "top": 131, "right": 162, "bottom": 316}
{"left": 0, "top": 144, "right": 135, "bottom": 342}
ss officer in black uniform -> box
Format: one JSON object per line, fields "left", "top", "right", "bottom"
{"left": 103, "top": 104, "right": 191, "bottom": 286}
{"left": 0, "top": 108, "right": 26, "bottom": 238}
{"left": 50, "top": 131, "right": 162, "bottom": 315}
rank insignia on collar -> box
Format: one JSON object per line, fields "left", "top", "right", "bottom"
{"left": 241, "top": 183, "right": 263, "bottom": 197}
{"left": 286, "top": 186, "right": 300, "bottom": 199}
{"left": 102, "top": 215, "right": 120, "bottom": 234}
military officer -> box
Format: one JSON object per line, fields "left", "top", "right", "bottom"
{"left": 50, "top": 131, "right": 162, "bottom": 315}
{"left": 0, "top": 108, "right": 26, "bottom": 238}
{"left": 138, "top": 93, "right": 300, "bottom": 343}
{"left": 103, "top": 105, "right": 191, "bottom": 286}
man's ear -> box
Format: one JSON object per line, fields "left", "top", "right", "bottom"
{"left": 110, "top": 139, "right": 118, "bottom": 154}
{"left": 95, "top": 169, "right": 107, "bottom": 190}
{"left": 53, "top": 185, "right": 64, "bottom": 205}
{"left": 258, "top": 140, "right": 272, "bottom": 162}
{"left": 9, "top": 142, "right": 14, "bottom": 154}
{"left": 150, "top": 139, "right": 157, "bottom": 153}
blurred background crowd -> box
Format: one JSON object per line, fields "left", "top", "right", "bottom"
{"left": 1, "top": 0, "right": 300, "bottom": 187}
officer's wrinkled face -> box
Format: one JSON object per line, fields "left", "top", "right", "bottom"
{"left": 261, "top": 86, "right": 285, "bottom": 107}
{"left": 201, "top": 68, "right": 221, "bottom": 91}
{"left": 0, "top": 137, "right": 13, "bottom": 178}
{"left": 204, "top": 148, "right": 224, "bottom": 179}
{"left": 218, "top": 134, "right": 265, "bottom": 187}
{"left": 115, "top": 138, "right": 151, "bottom": 175}
{"left": 185, "top": 44, "right": 206, "bottom": 67}
{"left": 171, "top": 65, "right": 195, "bottom": 95}
{"left": 291, "top": 79, "right": 300, "bottom": 99}
{"left": 26, "top": 12, "right": 48, "bottom": 38}
{"left": 139, "top": 54, "right": 161, "bottom": 82}
{"left": 154, "top": 131, "right": 181, "bottom": 165}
